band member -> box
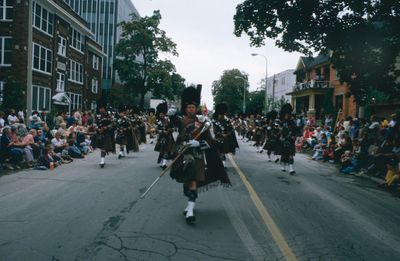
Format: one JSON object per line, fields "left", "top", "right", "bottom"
{"left": 278, "top": 104, "right": 299, "bottom": 174}
{"left": 92, "top": 102, "right": 116, "bottom": 168}
{"left": 154, "top": 102, "right": 175, "bottom": 169}
{"left": 147, "top": 108, "right": 157, "bottom": 144}
{"left": 263, "top": 110, "right": 279, "bottom": 162}
{"left": 170, "top": 85, "right": 231, "bottom": 224}
{"left": 212, "top": 103, "right": 239, "bottom": 168}
{"left": 116, "top": 106, "right": 128, "bottom": 159}
{"left": 254, "top": 113, "right": 266, "bottom": 153}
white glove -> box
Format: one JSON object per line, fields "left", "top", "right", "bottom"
{"left": 187, "top": 139, "right": 200, "bottom": 148}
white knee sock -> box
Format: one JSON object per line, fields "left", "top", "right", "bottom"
{"left": 289, "top": 164, "right": 294, "bottom": 172}
{"left": 186, "top": 201, "right": 195, "bottom": 217}
{"left": 100, "top": 157, "right": 105, "bottom": 164}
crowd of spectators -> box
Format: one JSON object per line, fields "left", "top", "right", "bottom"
{"left": 0, "top": 108, "right": 94, "bottom": 171}
{"left": 296, "top": 113, "right": 400, "bottom": 189}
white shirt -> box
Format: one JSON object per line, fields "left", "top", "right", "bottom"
{"left": 7, "top": 115, "right": 18, "bottom": 124}
{"left": 0, "top": 118, "right": 4, "bottom": 127}
{"left": 51, "top": 138, "right": 65, "bottom": 149}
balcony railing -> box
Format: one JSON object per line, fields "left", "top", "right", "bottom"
{"left": 293, "top": 81, "right": 331, "bottom": 92}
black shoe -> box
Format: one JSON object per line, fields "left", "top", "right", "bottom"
{"left": 118, "top": 154, "right": 122, "bottom": 159}
{"left": 259, "top": 150, "right": 263, "bottom": 154}
{"left": 281, "top": 169, "right": 286, "bottom": 172}
{"left": 100, "top": 163, "right": 105, "bottom": 168}
{"left": 275, "top": 158, "right": 280, "bottom": 163}
{"left": 161, "top": 165, "right": 167, "bottom": 170}
{"left": 289, "top": 170, "right": 296, "bottom": 175}
{"left": 186, "top": 215, "right": 196, "bottom": 224}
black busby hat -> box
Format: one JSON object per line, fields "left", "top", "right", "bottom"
{"left": 156, "top": 102, "right": 168, "bottom": 116}
{"left": 279, "top": 103, "right": 293, "bottom": 119}
{"left": 181, "top": 85, "right": 202, "bottom": 115}
{"left": 214, "top": 103, "right": 228, "bottom": 118}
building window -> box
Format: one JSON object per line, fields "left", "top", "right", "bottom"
{"left": 0, "top": 37, "right": 11, "bottom": 66}
{"left": 57, "top": 36, "right": 66, "bottom": 56}
{"left": 32, "top": 85, "right": 51, "bottom": 112}
{"left": 281, "top": 77, "right": 285, "bottom": 85}
{"left": 91, "top": 101, "right": 97, "bottom": 111}
{"left": 91, "top": 78, "right": 98, "bottom": 94}
{"left": 68, "top": 92, "right": 82, "bottom": 110}
{"left": 69, "top": 60, "right": 83, "bottom": 84}
{"left": 56, "top": 72, "right": 65, "bottom": 92}
{"left": 0, "top": 81, "right": 4, "bottom": 105}
{"left": 32, "top": 2, "right": 54, "bottom": 36}
{"left": 0, "top": 0, "right": 13, "bottom": 21}
{"left": 92, "top": 55, "right": 99, "bottom": 70}
{"left": 70, "top": 27, "right": 84, "bottom": 52}
{"left": 33, "top": 43, "right": 52, "bottom": 74}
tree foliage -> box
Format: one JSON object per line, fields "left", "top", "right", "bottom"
{"left": 212, "top": 69, "right": 249, "bottom": 115}
{"left": 246, "top": 89, "right": 265, "bottom": 115}
{"left": 234, "top": 1, "right": 400, "bottom": 102}
{"left": 114, "top": 10, "right": 181, "bottom": 108}
{"left": 0, "top": 77, "right": 25, "bottom": 111}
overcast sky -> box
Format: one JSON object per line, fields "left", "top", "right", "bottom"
{"left": 132, "top": 0, "right": 302, "bottom": 109}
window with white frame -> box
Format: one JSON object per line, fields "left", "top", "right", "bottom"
{"left": 56, "top": 72, "right": 65, "bottom": 92}
{"left": 70, "top": 27, "right": 84, "bottom": 52}
{"left": 92, "top": 55, "right": 99, "bottom": 70}
{"left": 57, "top": 36, "right": 66, "bottom": 56}
{"left": 0, "top": 37, "right": 12, "bottom": 66}
{"left": 33, "top": 43, "right": 52, "bottom": 74}
{"left": 32, "top": 2, "right": 54, "bottom": 36}
{"left": 91, "top": 78, "right": 98, "bottom": 94}
{"left": 0, "top": 0, "right": 13, "bottom": 21}
{"left": 91, "top": 101, "right": 97, "bottom": 111}
{"left": 68, "top": 92, "right": 82, "bottom": 110}
{"left": 0, "top": 81, "right": 4, "bottom": 105}
{"left": 32, "top": 85, "right": 51, "bottom": 111}
{"left": 69, "top": 60, "right": 83, "bottom": 84}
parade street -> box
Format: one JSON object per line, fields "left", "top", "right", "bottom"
{"left": 1, "top": 139, "right": 400, "bottom": 261}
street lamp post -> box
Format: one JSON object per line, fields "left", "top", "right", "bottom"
{"left": 234, "top": 76, "right": 247, "bottom": 113}
{"left": 251, "top": 53, "right": 268, "bottom": 111}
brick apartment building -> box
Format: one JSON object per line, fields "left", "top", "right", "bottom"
{"left": 288, "top": 53, "right": 357, "bottom": 120}
{"left": 0, "top": 0, "right": 105, "bottom": 115}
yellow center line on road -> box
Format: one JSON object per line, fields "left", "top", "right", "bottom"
{"left": 227, "top": 154, "right": 298, "bottom": 261}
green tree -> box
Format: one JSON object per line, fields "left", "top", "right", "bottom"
{"left": 266, "top": 96, "right": 289, "bottom": 112}
{"left": 0, "top": 77, "right": 26, "bottom": 111}
{"left": 234, "top": 1, "right": 400, "bottom": 102}
{"left": 114, "top": 10, "right": 178, "bottom": 108}
{"left": 246, "top": 89, "right": 265, "bottom": 115}
{"left": 212, "top": 69, "right": 249, "bottom": 115}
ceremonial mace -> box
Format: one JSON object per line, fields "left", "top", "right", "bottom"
{"left": 140, "top": 121, "right": 211, "bottom": 199}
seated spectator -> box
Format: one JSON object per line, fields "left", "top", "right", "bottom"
{"left": 67, "top": 139, "right": 84, "bottom": 158}
{"left": 312, "top": 144, "right": 325, "bottom": 161}
{"left": 9, "top": 125, "right": 33, "bottom": 167}
{"left": 7, "top": 109, "right": 19, "bottom": 125}
{"left": 0, "top": 110, "right": 5, "bottom": 135}
{"left": 379, "top": 158, "right": 399, "bottom": 188}
{"left": 51, "top": 131, "right": 67, "bottom": 153}
{"left": 295, "top": 136, "right": 304, "bottom": 152}
{"left": 36, "top": 148, "right": 59, "bottom": 170}
{"left": 28, "top": 111, "right": 43, "bottom": 130}
{"left": 0, "top": 127, "right": 24, "bottom": 169}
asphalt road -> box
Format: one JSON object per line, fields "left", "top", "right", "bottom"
{"left": 0, "top": 138, "right": 399, "bottom": 261}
